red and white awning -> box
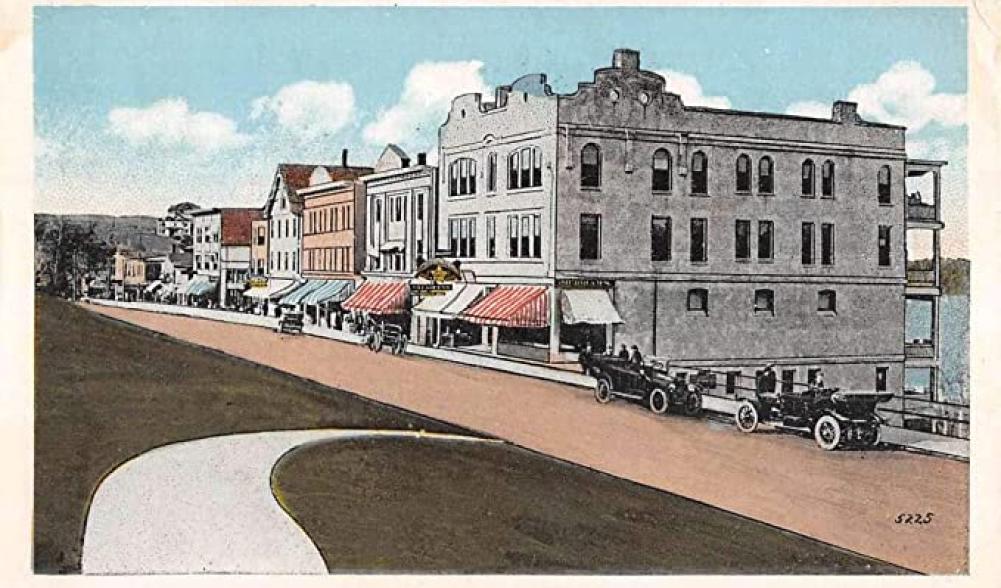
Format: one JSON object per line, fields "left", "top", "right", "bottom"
{"left": 460, "top": 285, "right": 549, "bottom": 328}
{"left": 341, "top": 280, "right": 409, "bottom": 315}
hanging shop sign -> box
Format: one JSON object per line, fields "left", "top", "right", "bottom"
{"left": 555, "top": 278, "right": 614, "bottom": 290}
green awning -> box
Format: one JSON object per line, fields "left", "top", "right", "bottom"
{"left": 278, "top": 280, "right": 325, "bottom": 306}
{"left": 301, "top": 280, "right": 355, "bottom": 306}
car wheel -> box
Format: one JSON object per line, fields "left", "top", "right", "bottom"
{"left": 648, "top": 388, "right": 668, "bottom": 414}
{"left": 814, "top": 414, "right": 842, "bottom": 451}
{"left": 371, "top": 333, "right": 383, "bottom": 353}
{"left": 735, "top": 400, "right": 759, "bottom": 433}
{"left": 683, "top": 388, "right": 703, "bottom": 417}
{"left": 595, "top": 378, "right": 614, "bottom": 404}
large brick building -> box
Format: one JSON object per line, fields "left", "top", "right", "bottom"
{"left": 435, "top": 48, "right": 945, "bottom": 396}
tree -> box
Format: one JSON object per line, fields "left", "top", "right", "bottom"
{"left": 35, "top": 219, "right": 114, "bottom": 298}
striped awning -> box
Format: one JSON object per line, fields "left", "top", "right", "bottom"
{"left": 561, "top": 289, "right": 623, "bottom": 325}
{"left": 301, "top": 280, "right": 355, "bottom": 306}
{"left": 243, "top": 278, "right": 296, "bottom": 300}
{"left": 278, "top": 280, "right": 325, "bottom": 306}
{"left": 182, "top": 275, "right": 216, "bottom": 297}
{"left": 413, "top": 283, "right": 486, "bottom": 319}
{"left": 460, "top": 285, "right": 549, "bottom": 328}
{"left": 341, "top": 280, "right": 409, "bottom": 314}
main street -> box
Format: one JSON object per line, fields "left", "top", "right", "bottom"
{"left": 86, "top": 304, "right": 969, "bottom": 574}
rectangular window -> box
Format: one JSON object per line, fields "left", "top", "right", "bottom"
{"left": 450, "top": 219, "right": 459, "bottom": 257}
{"left": 818, "top": 289, "right": 837, "bottom": 313}
{"left": 520, "top": 147, "right": 531, "bottom": 188}
{"left": 726, "top": 371, "right": 740, "bottom": 395}
{"left": 532, "top": 148, "right": 543, "bottom": 187}
{"left": 459, "top": 219, "right": 468, "bottom": 257}
{"left": 781, "top": 370, "right": 795, "bottom": 395}
{"left": 687, "top": 288, "right": 709, "bottom": 314}
{"left": 520, "top": 216, "right": 530, "bottom": 257}
{"left": 532, "top": 214, "right": 542, "bottom": 259}
{"left": 757, "top": 220, "right": 774, "bottom": 261}
{"left": 509, "top": 215, "right": 518, "bottom": 257}
{"left": 417, "top": 194, "right": 424, "bottom": 221}
{"left": 821, "top": 223, "right": 835, "bottom": 266}
{"left": 690, "top": 218, "right": 707, "bottom": 263}
{"left": 468, "top": 217, "right": 476, "bottom": 258}
{"left": 754, "top": 288, "right": 774, "bottom": 314}
{"left": 651, "top": 216, "right": 672, "bottom": 262}
{"left": 802, "top": 222, "right": 815, "bottom": 265}
{"left": 876, "top": 367, "right": 888, "bottom": 392}
{"left": 580, "top": 214, "right": 601, "bottom": 260}
{"left": 487, "top": 153, "right": 496, "bottom": 192}
{"left": 878, "top": 225, "right": 892, "bottom": 266}
{"left": 735, "top": 219, "right": 751, "bottom": 261}
{"left": 509, "top": 151, "right": 520, "bottom": 189}
{"left": 808, "top": 368, "right": 820, "bottom": 385}
{"left": 487, "top": 216, "right": 496, "bottom": 258}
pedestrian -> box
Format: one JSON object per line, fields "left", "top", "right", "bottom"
{"left": 617, "top": 344, "right": 629, "bottom": 360}
{"left": 758, "top": 363, "right": 777, "bottom": 397}
{"left": 814, "top": 368, "right": 825, "bottom": 390}
{"left": 629, "top": 345, "right": 643, "bottom": 366}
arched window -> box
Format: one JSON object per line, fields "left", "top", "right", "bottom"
{"left": 821, "top": 160, "right": 835, "bottom": 198}
{"left": 691, "top": 151, "right": 708, "bottom": 195}
{"left": 802, "top": 160, "right": 815, "bottom": 197}
{"left": 878, "top": 165, "right": 891, "bottom": 204}
{"left": 581, "top": 144, "right": 601, "bottom": 188}
{"left": 652, "top": 149, "right": 672, "bottom": 191}
{"left": 487, "top": 152, "right": 497, "bottom": 192}
{"left": 508, "top": 147, "right": 543, "bottom": 190}
{"left": 448, "top": 158, "right": 478, "bottom": 196}
{"left": 508, "top": 150, "right": 520, "bottom": 189}
{"left": 758, "top": 156, "right": 774, "bottom": 194}
{"left": 735, "top": 154, "right": 751, "bottom": 193}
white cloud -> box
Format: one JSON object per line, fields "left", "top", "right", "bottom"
{"left": 785, "top": 62, "right": 965, "bottom": 131}
{"left": 363, "top": 61, "right": 491, "bottom": 146}
{"left": 250, "top": 80, "right": 356, "bottom": 139}
{"left": 655, "top": 69, "right": 731, "bottom": 109}
{"left": 785, "top": 100, "right": 830, "bottom": 119}
{"left": 107, "top": 98, "right": 249, "bottom": 152}
{"left": 35, "top": 135, "right": 64, "bottom": 161}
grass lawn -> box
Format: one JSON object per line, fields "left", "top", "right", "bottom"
{"left": 34, "top": 296, "right": 469, "bottom": 573}
{"left": 272, "top": 437, "right": 905, "bottom": 574}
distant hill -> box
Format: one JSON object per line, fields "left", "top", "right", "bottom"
{"left": 908, "top": 258, "right": 969, "bottom": 296}
{"left": 34, "top": 213, "right": 174, "bottom": 253}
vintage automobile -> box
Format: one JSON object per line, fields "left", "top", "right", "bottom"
{"left": 734, "top": 386, "right": 894, "bottom": 450}
{"left": 365, "top": 322, "right": 408, "bottom": 355}
{"left": 580, "top": 353, "right": 702, "bottom": 416}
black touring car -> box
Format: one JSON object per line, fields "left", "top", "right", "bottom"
{"left": 580, "top": 352, "right": 703, "bottom": 416}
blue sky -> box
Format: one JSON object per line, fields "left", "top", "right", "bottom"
{"left": 34, "top": 6, "right": 968, "bottom": 255}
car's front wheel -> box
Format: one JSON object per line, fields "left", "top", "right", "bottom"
{"left": 814, "top": 414, "right": 842, "bottom": 451}
{"left": 595, "top": 378, "right": 614, "bottom": 404}
{"left": 648, "top": 388, "right": 668, "bottom": 414}
{"left": 735, "top": 400, "right": 759, "bottom": 433}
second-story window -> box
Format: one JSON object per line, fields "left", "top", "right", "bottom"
{"left": 758, "top": 156, "right": 774, "bottom": 195}
{"left": 581, "top": 144, "right": 601, "bottom": 188}
{"left": 878, "top": 225, "right": 892, "bottom": 267}
{"left": 757, "top": 220, "right": 774, "bottom": 261}
{"left": 802, "top": 160, "right": 815, "bottom": 197}
{"left": 735, "top": 219, "right": 751, "bottom": 261}
{"left": 449, "top": 158, "right": 477, "bottom": 196}
{"left": 579, "top": 213, "right": 601, "bottom": 260}
{"left": 486, "top": 215, "right": 496, "bottom": 258}
{"left": 449, "top": 217, "right": 476, "bottom": 258}
{"left": 651, "top": 215, "right": 672, "bottom": 261}
{"left": 821, "top": 223, "right": 835, "bottom": 266}
{"left": 690, "top": 218, "right": 708, "bottom": 262}
{"left": 735, "top": 154, "right": 751, "bottom": 193}
{"left": 878, "top": 165, "right": 892, "bottom": 204}
{"left": 802, "top": 222, "right": 815, "bottom": 265}
{"left": 691, "top": 151, "right": 708, "bottom": 195}
{"left": 652, "top": 149, "right": 672, "bottom": 191}
{"left": 257, "top": 227, "right": 265, "bottom": 246}
{"left": 821, "top": 160, "right": 835, "bottom": 198}
{"left": 509, "top": 147, "right": 542, "bottom": 189}
{"left": 487, "top": 153, "right": 497, "bottom": 192}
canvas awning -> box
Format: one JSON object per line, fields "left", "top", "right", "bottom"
{"left": 341, "top": 280, "right": 409, "bottom": 314}
{"left": 144, "top": 280, "right": 163, "bottom": 294}
{"left": 278, "top": 280, "right": 326, "bottom": 306}
{"left": 561, "top": 289, "right": 623, "bottom": 325}
{"left": 460, "top": 285, "right": 549, "bottom": 328}
{"left": 413, "top": 283, "right": 486, "bottom": 320}
{"left": 379, "top": 240, "right": 405, "bottom": 252}
{"left": 243, "top": 278, "right": 296, "bottom": 300}
{"left": 301, "top": 280, "right": 355, "bottom": 306}
{"left": 182, "top": 275, "right": 216, "bottom": 297}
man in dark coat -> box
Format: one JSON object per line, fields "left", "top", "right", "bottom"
{"left": 617, "top": 344, "right": 629, "bottom": 360}
{"left": 629, "top": 345, "right": 643, "bottom": 366}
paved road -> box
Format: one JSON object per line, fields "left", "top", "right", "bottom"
{"left": 82, "top": 429, "right": 494, "bottom": 574}
{"left": 86, "top": 305, "right": 969, "bottom": 574}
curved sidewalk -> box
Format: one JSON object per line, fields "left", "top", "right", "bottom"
{"left": 81, "top": 429, "right": 494, "bottom": 574}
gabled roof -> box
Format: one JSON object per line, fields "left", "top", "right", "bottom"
{"left": 220, "top": 208, "right": 262, "bottom": 246}
{"left": 268, "top": 163, "right": 375, "bottom": 215}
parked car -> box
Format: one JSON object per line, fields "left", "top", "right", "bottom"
{"left": 581, "top": 353, "right": 702, "bottom": 416}
{"left": 366, "top": 322, "right": 408, "bottom": 355}
{"left": 734, "top": 386, "right": 893, "bottom": 450}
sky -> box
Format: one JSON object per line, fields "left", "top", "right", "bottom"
{"left": 34, "top": 6, "right": 968, "bottom": 257}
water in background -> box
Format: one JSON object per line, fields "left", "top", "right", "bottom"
{"left": 906, "top": 295, "right": 969, "bottom": 404}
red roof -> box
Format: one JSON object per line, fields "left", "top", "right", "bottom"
{"left": 220, "top": 208, "right": 262, "bottom": 246}
{"left": 341, "top": 280, "right": 409, "bottom": 314}
{"left": 461, "top": 286, "right": 549, "bottom": 328}
{"left": 276, "top": 163, "right": 374, "bottom": 213}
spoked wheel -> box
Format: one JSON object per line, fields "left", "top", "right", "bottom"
{"left": 814, "top": 414, "right": 842, "bottom": 451}
{"left": 595, "top": 378, "right": 614, "bottom": 404}
{"left": 735, "top": 401, "right": 759, "bottom": 433}
{"left": 683, "top": 388, "right": 703, "bottom": 417}
{"left": 648, "top": 388, "right": 669, "bottom": 414}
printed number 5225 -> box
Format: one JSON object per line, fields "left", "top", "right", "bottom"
{"left": 895, "top": 512, "right": 934, "bottom": 525}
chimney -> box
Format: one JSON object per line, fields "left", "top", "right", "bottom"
{"left": 832, "top": 101, "right": 860, "bottom": 124}
{"left": 341, "top": 148, "right": 349, "bottom": 167}
{"left": 401, "top": 157, "right": 411, "bottom": 168}
{"left": 613, "top": 49, "right": 640, "bottom": 70}
{"left": 417, "top": 152, "right": 427, "bottom": 166}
